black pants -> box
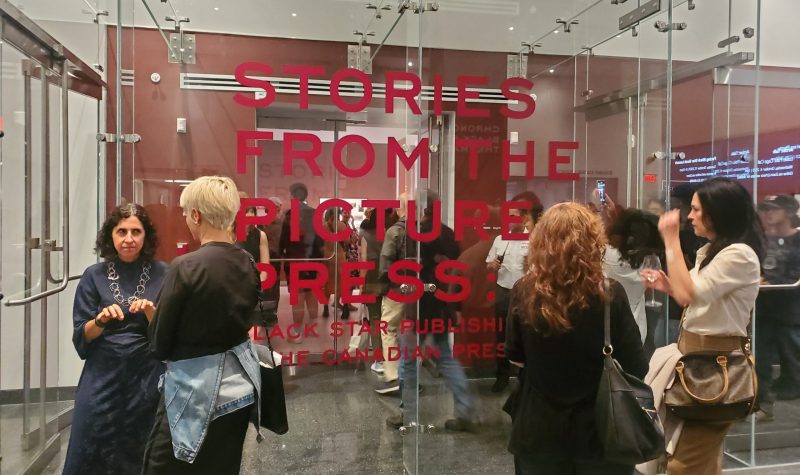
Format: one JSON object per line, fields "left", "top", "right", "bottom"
{"left": 495, "top": 284, "right": 512, "bottom": 378}
{"left": 142, "top": 394, "right": 251, "bottom": 475}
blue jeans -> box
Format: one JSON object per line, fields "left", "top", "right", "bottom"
{"left": 514, "top": 456, "right": 632, "bottom": 475}
{"left": 756, "top": 319, "right": 800, "bottom": 403}
{"left": 398, "top": 329, "right": 475, "bottom": 424}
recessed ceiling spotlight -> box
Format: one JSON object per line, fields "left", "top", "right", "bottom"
{"left": 292, "top": 12, "right": 297, "bottom": 17}
{"left": 616, "top": 34, "right": 621, "bottom": 38}
{"left": 549, "top": 69, "right": 555, "bottom": 73}
{"left": 508, "top": 26, "right": 514, "bottom": 31}
{"left": 213, "top": 7, "right": 219, "bottom": 11}
{"left": 408, "top": 61, "right": 413, "bottom": 67}
{"left": 553, "top": 29, "right": 559, "bottom": 34}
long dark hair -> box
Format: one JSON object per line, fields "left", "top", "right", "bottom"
{"left": 95, "top": 204, "right": 159, "bottom": 261}
{"left": 607, "top": 208, "right": 664, "bottom": 269}
{"left": 695, "top": 177, "right": 764, "bottom": 269}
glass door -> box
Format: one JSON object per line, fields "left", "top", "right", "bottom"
{"left": 0, "top": 3, "right": 103, "bottom": 470}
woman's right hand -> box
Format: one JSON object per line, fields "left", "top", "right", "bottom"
{"left": 96, "top": 304, "right": 125, "bottom": 325}
{"left": 641, "top": 269, "right": 671, "bottom": 294}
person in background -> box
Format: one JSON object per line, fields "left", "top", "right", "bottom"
{"left": 359, "top": 207, "right": 397, "bottom": 374}
{"left": 64, "top": 204, "right": 168, "bottom": 475}
{"left": 643, "top": 177, "right": 763, "bottom": 474}
{"left": 387, "top": 190, "right": 478, "bottom": 431}
{"left": 264, "top": 196, "right": 284, "bottom": 309}
{"left": 142, "top": 176, "right": 262, "bottom": 474}
{"left": 603, "top": 207, "right": 664, "bottom": 356}
{"left": 322, "top": 207, "right": 349, "bottom": 319}
{"left": 484, "top": 191, "right": 541, "bottom": 392}
{"left": 506, "top": 202, "right": 647, "bottom": 474}
{"left": 280, "top": 182, "right": 321, "bottom": 340}
{"left": 755, "top": 194, "right": 800, "bottom": 421}
{"left": 234, "top": 191, "right": 269, "bottom": 282}
{"left": 647, "top": 198, "right": 667, "bottom": 216}
{"left": 341, "top": 205, "right": 361, "bottom": 311}
{"left": 374, "top": 193, "right": 410, "bottom": 395}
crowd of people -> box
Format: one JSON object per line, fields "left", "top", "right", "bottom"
{"left": 63, "top": 175, "right": 800, "bottom": 474}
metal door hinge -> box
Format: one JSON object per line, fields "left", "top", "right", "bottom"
{"left": 348, "top": 43, "right": 372, "bottom": 73}
{"left": 168, "top": 32, "right": 195, "bottom": 64}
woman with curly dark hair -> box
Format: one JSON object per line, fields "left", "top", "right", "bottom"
{"left": 506, "top": 202, "right": 647, "bottom": 474}
{"left": 63, "top": 203, "right": 168, "bottom": 475}
{"left": 603, "top": 207, "right": 664, "bottom": 346}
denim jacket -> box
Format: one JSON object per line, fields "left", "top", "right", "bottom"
{"left": 163, "top": 340, "right": 262, "bottom": 463}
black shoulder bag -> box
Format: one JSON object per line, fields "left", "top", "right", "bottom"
{"left": 255, "top": 311, "right": 289, "bottom": 435}
{"left": 595, "top": 280, "right": 665, "bottom": 464}
{"left": 241, "top": 248, "right": 288, "bottom": 434}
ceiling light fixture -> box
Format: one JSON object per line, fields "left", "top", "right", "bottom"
{"left": 549, "top": 69, "right": 555, "bottom": 73}
{"left": 213, "top": 7, "right": 219, "bottom": 11}
{"left": 292, "top": 12, "right": 297, "bottom": 17}
{"left": 408, "top": 61, "right": 413, "bottom": 67}
{"left": 508, "top": 26, "right": 514, "bottom": 31}
{"left": 553, "top": 29, "right": 559, "bottom": 34}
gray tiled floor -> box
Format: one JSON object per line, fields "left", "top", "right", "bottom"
{"left": 14, "top": 364, "right": 800, "bottom": 474}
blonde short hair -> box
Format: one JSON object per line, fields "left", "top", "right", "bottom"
{"left": 180, "top": 176, "right": 240, "bottom": 230}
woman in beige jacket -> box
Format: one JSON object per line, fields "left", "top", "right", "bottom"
{"left": 643, "top": 177, "right": 764, "bottom": 474}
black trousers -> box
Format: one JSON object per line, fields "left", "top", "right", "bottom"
{"left": 495, "top": 284, "right": 512, "bottom": 378}
{"left": 141, "top": 394, "right": 251, "bottom": 475}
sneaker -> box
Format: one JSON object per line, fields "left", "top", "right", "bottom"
{"left": 444, "top": 418, "right": 479, "bottom": 433}
{"left": 386, "top": 413, "right": 403, "bottom": 429}
{"left": 370, "top": 361, "right": 385, "bottom": 374}
{"left": 374, "top": 380, "right": 400, "bottom": 396}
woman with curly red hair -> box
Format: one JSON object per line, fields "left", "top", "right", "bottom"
{"left": 506, "top": 202, "right": 647, "bottom": 475}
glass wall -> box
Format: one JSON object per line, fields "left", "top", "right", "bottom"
{"left": 0, "top": 0, "right": 104, "bottom": 472}
{"left": 1, "top": 0, "right": 799, "bottom": 473}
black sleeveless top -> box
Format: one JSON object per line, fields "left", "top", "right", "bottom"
{"left": 237, "top": 227, "right": 261, "bottom": 262}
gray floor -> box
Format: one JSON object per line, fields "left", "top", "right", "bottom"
{"left": 1, "top": 365, "right": 798, "bottom": 474}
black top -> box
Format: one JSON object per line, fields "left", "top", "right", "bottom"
{"left": 418, "top": 219, "right": 460, "bottom": 320}
{"left": 505, "top": 279, "right": 647, "bottom": 462}
{"left": 280, "top": 202, "right": 320, "bottom": 259}
{"left": 148, "top": 242, "right": 260, "bottom": 361}
{"left": 237, "top": 226, "right": 261, "bottom": 262}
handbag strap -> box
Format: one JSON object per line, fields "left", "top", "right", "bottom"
{"left": 603, "top": 279, "right": 612, "bottom": 357}
{"left": 237, "top": 248, "right": 278, "bottom": 359}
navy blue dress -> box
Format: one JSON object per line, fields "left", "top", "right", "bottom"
{"left": 63, "top": 258, "right": 167, "bottom": 475}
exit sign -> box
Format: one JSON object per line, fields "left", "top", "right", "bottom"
{"left": 644, "top": 174, "right": 657, "bottom": 183}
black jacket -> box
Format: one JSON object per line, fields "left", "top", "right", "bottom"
{"left": 505, "top": 280, "right": 647, "bottom": 462}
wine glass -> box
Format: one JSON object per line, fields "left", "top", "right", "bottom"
{"left": 639, "top": 254, "right": 663, "bottom": 308}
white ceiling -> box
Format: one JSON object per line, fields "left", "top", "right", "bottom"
{"left": 9, "top": 0, "right": 800, "bottom": 67}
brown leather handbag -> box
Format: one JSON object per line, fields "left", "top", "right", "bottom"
{"left": 664, "top": 314, "right": 758, "bottom": 422}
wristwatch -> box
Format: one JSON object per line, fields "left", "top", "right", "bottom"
{"left": 94, "top": 316, "right": 107, "bottom": 328}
